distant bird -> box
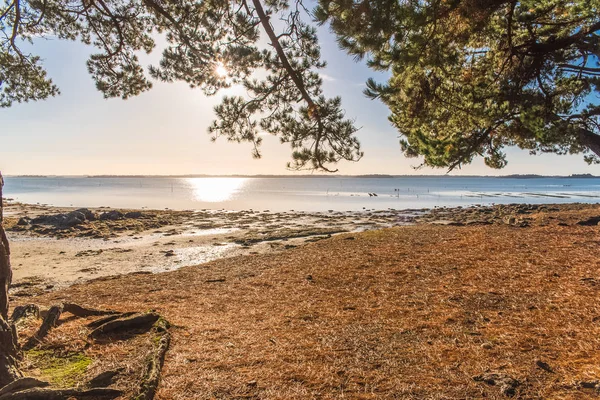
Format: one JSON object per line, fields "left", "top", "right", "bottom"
{"left": 368, "top": 193, "right": 373, "bottom": 197}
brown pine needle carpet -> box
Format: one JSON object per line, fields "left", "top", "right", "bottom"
{"left": 25, "top": 206, "right": 600, "bottom": 399}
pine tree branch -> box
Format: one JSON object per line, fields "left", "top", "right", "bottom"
{"left": 518, "top": 21, "right": 600, "bottom": 55}
{"left": 248, "top": 0, "right": 334, "bottom": 171}
{"left": 248, "top": 0, "right": 314, "bottom": 108}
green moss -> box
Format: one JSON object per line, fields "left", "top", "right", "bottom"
{"left": 152, "top": 334, "right": 162, "bottom": 345}
{"left": 25, "top": 349, "right": 92, "bottom": 387}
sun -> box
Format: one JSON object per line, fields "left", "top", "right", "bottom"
{"left": 215, "top": 63, "right": 228, "bottom": 78}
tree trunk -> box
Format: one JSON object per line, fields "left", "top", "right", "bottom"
{"left": 579, "top": 128, "right": 600, "bottom": 158}
{"left": 0, "top": 173, "right": 21, "bottom": 387}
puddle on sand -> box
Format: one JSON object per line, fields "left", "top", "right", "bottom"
{"left": 110, "top": 227, "right": 240, "bottom": 246}
{"left": 184, "top": 227, "right": 240, "bottom": 236}
{"left": 149, "top": 243, "right": 238, "bottom": 273}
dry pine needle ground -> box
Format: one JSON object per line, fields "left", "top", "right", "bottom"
{"left": 21, "top": 205, "right": 600, "bottom": 399}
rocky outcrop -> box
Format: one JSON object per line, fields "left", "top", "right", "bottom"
{"left": 30, "top": 209, "right": 97, "bottom": 228}
{"left": 576, "top": 216, "right": 600, "bottom": 226}
{"left": 98, "top": 210, "right": 124, "bottom": 221}
{"left": 124, "top": 211, "right": 143, "bottom": 219}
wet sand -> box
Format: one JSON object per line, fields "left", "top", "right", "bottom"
{"left": 5, "top": 200, "right": 598, "bottom": 298}
{"left": 3, "top": 201, "right": 419, "bottom": 295}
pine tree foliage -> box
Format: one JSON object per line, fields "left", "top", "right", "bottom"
{"left": 1, "top": 0, "right": 362, "bottom": 171}
{"left": 316, "top": 0, "right": 600, "bottom": 169}
{"left": 6, "top": 0, "right": 600, "bottom": 171}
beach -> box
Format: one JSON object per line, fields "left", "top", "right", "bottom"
{"left": 9, "top": 200, "right": 600, "bottom": 399}
{"left": 3, "top": 200, "right": 597, "bottom": 297}
{"left": 3, "top": 201, "right": 421, "bottom": 295}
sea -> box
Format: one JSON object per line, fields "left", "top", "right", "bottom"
{"left": 3, "top": 176, "right": 600, "bottom": 212}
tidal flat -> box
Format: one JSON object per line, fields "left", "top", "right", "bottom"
{"left": 3, "top": 201, "right": 421, "bottom": 295}
{"left": 3, "top": 200, "right": 598, "bottom": 298}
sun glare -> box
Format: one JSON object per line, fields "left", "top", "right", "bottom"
{"left": 186, "top": 177, "right": 246, "bottom": 203}
{"left": 215, "top": 63, "right": 229, "bottom": 78}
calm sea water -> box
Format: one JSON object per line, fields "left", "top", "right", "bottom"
{"left": 3, "top": 176, "right": 600, "bottom": 212}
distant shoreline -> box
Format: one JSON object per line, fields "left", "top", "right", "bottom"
{"left": 6, "top": 173, "right": 599, "bottom": 179}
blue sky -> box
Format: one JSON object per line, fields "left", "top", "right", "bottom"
{"left": 1, "top": 23, "right": 598, "bottom": 176}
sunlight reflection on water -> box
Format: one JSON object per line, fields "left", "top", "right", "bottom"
{"left": 185, "top": 177, "right": 247, "bottom": 202}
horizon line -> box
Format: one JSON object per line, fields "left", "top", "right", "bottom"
{"left": 4, "top": 173, "right": 598, "bottom": 179}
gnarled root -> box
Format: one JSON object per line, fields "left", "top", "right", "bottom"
{"left": 7, "top": 303, "right": 170, "bottom": 400}
{"left": 86, "top": 369, "right": 124, "bottom": 388}
{"left": 87, "top": 312, "right": 137, "bottom": 329}
{"left": 62, "top": 303, "right": 117, "bottom": 318}
{"left": 137, "top": 318, "right": 171, "bottom": 400}
{"left": 89, "top": 312, "right": 160, "bottom": 339}
{"left": 10, "top": 305, "right": 39, "bottom": 324}
{"left": 23, "top": 305, "right": 62, "bottom": 350}
{"left": 0, "top": 377, "right": 48, "bottom": 397}
{"left": 0, "top": 387, "right": 122, "bottom": 399}
{"left": 24, "top": 303, "right": 116, "bottom": 349}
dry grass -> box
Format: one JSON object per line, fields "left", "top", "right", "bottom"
{"left": 20, "top": 205, "right": 600, "bottom": 399}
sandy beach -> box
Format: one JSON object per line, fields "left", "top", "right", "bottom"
{"left": 3, "top": 201, "right": 423, "bottom": 296}
{"left": 3, "top": 200, "right": 597, "bottom": 298}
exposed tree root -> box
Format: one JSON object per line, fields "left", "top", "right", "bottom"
{"left": 0, "top": 377, "right": 47, "bottom": 397}
{"left": 0, "top": 387, "right": 122, "bottom": 399}
{"left": 9, "top": 305, "right": 39, "bottom": 324}
{"left": 62, "top": 303, "right": 117, "bottom": 318}
{"left": 89, "top": 312, "right": 160, "bottom": 339}
{"left": 23, "top": 303, "right": 117, "bottom": 349}
{"left": 34, "top": 305, "right": 62, "bottom": 342}
{"left": 136, "top": 318, "right": 171, "bottom": 400}
{"left": 87, "top": 368, "right": 124, "bottom": 388}
{"left": 86, "top": 312, "right": 136, "bottom": 329}
{"left": 5, "top": 303, "right": 171, "bottom": 399}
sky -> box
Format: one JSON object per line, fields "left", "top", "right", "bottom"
{"left": 1, "top": 21, "right": 598, "bottom": 176}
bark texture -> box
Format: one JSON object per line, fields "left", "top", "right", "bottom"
{"left": 0, "top": 173, "right": 20, "bottom": 387}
